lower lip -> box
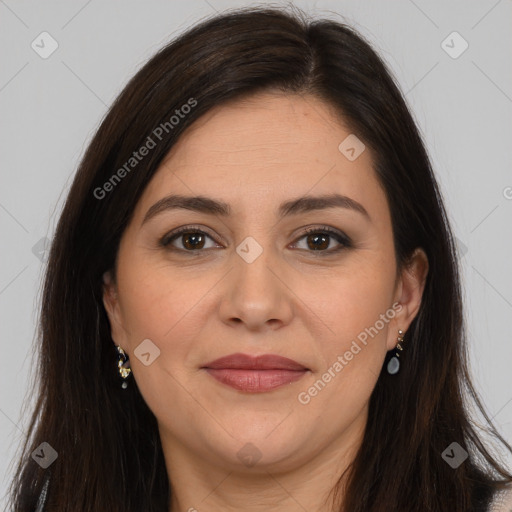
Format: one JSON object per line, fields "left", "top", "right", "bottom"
{"left": 205, "top": 368, "right": 307, "bottom": 392}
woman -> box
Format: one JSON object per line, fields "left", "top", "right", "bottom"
{"left": 7, "top": 5, "right": 512, "bottom": 512}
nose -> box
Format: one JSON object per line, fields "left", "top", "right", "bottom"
{"left": 218, "top": 241, "right": 294, "bottom": 332}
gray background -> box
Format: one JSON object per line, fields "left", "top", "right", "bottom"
{"left": 1, "top": 0, "right": 511, "bottom": 506}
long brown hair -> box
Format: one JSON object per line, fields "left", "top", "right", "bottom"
{"left": 7, "top": 5, "right": 512, "bottom": 511}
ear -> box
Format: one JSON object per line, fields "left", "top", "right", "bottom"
{"left": 102, "top": 270, "right": 128, "bottom": 349}
{"left": 386, "top": 247, "right": 429, "bottom": 351}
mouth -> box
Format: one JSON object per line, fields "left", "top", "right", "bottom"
{"left": 202, "top": 353, "right": 309, "bottom": 393}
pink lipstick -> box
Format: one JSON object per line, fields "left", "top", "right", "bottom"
{"left": 202, "top": 353, "right": 308, "bottom": 392}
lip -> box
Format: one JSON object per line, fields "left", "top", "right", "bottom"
{"left": 202, "top": 353, "right": 309, "bottom": 393}
{"left": 203, "top": 353, "right": 308, "bottom": 371}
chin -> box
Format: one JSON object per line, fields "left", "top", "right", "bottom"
{"left": 204, "top": 423, "right": 312, "bottom": 472}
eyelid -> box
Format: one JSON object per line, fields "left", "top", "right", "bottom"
{"left": 160, "top": 224, "right": 222, "bottom": 247}
{"left": 291, "top": 225, "right": 351, "bottom": 252}
{"left": 160, "top": 224, "right": 351, "bottom": 253}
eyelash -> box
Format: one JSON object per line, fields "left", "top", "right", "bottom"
{"left": 160, "top": 224, "right": 352, "bottom": 255}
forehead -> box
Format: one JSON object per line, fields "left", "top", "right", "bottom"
{"left": 162, "top": 92, "right": 360, "bottom": 167}
{"left": 132, "top": 92, "right": 389, "bottom": 226}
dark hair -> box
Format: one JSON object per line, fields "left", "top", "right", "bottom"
{"left": 7, "top": 5, "right": 512, "bottom": 511}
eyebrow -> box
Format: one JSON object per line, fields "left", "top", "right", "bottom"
{"left": 142, "top": 193, "right": 371, "bottom": 225}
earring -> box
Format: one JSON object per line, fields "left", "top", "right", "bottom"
{"left": 386, "top": 329, "right": 405, "bottom": 375}
{"left": 116, "top": 345, "right": 132, "bottom": 389}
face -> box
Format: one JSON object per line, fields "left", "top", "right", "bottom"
{"left": 103, "top": 91, "right": 428, "bottom": 474}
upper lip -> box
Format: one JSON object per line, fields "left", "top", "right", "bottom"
{"left": 203, "top": 353, "right": 308, "bottom": 371}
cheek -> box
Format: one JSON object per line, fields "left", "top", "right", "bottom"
{"left": 307, "top": 266, "right": 395, "bottom": 385}
{"left": 115, "top": 255, "right": 221, "bottom": 366}
{"left": 114, "top": 267, "right": 208, "bottom": 416}
{"left": 296, "top": 280, "right": 392, "bottom": 419}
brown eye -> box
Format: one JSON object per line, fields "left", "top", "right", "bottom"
{"left": 160, "top": 225, "right": 351, "bottom": 255}
{"left": 305, "top": 232, "right": 330, "bottom": 251}
{"left": 293, "top": 227, "right": 351, "bottom": 253}
{"left": 180, "top": 232, "right": 207, "bottom": 250}
{"left": 161, "top": 228, "right": 219, "bottom": 251}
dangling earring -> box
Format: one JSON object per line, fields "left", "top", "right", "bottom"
{"left": 116, "top": 345, "right": 132, "bottom": 389}
{"left": 386, "top": 329, "right": 405, "bottom": 375}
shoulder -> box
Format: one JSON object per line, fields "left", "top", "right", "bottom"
{"left": 488, "top": 483, "right": 512, "bottom": 512}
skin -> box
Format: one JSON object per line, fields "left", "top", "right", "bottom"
{"left": 103, "top": 91, "right": 429, "bottom": 512}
